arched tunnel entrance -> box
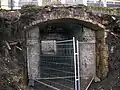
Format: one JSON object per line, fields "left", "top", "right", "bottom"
{"left": 26, "top": 18, "right": 105, "bottom": 90}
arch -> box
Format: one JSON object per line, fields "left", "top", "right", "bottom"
{"left": 39, "top": 18, "right": 104, "bottom": 31}
{"left": 25, "top": 10, "right": 108, "bottom": 80}
{"left": 24, "top": 6, "right": 105, "bottom": 31}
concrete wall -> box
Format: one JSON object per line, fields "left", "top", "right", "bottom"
{"left": 26, "top": 26, "right": 40, "bottom": 85}
{"left": 80, "top": 27, "right": 96, "bottom": 80}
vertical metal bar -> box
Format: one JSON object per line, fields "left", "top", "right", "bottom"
{"left": 73, "top": 37, "right": 77, "bottom": 90}
{"left": 94, "top": 43, "right": 96, "bottom": 77}
{"left": 77, "top": 40, "right": 80, "bottom": 90}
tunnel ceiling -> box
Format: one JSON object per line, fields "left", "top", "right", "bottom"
{"left": 39, "top": 20, "right": 83, "bottom": 34}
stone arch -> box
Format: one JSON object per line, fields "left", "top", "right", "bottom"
{"left": 24, "top": 6, "right": 104, "bottom": 30}
{"left": 25, "top": 8, "right": 108, "bottom": 80}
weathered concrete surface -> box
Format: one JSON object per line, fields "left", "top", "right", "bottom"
{"left": 80, "top": 27, "right": 96, "bottom": 79}
{"left": 26, "top": 27, "right": 40, "bottom": 85}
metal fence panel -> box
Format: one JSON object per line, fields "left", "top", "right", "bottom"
{"left": 28, "top": 29, "right": 96, "bottom": 90}
{"left": 32, "top": 36, "right": 96, "bottom": 90}
{"left": 37, "top": 39, "right": 75, "bottom": 90}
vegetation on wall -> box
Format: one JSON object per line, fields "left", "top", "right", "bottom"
{"left": 18, "top": 4, "right": 120, "bottom": 15}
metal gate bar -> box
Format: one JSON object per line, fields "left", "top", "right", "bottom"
{"left": 77, "top": 40, "right": 81, "bottom": 90}
{"left": 73, "top": 37, "right": 77, "bottom": 90}
{"left": 35, "top": 79, "right": 60, "bottom": 90}
{"left": 73, "top": 37, "right": 80, "bottom": 90}
{"left": 36, "top": 76, "right": 75, "bottom": 80}
{"left": 43, "top": 79, "right": 74, "bottom": 90}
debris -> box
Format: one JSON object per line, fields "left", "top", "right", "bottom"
{"left": 16, "top": 46, "right": 22, "bottom": 51}
{"left": 94, "top": 76, "right": 101, "bottom": 82}
{"left": 5, "top": 41, "right": 11, "bottom": 50}
{"left": 111, "top": 16, "right": 116, "bottom": 20}
{"left": 9, "top": 42, "right": 18, "bottom": 46}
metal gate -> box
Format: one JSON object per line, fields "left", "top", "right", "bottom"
{"left": 32, "top": 37, "right": 96, "bottom": 90}
{"left": 33, "top": 37, "right": 80, "bottom": 90}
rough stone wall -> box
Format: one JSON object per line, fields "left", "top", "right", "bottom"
{"left": 96, "top": 30, "right": 109, "bottom": 79}
{"left": 89, "top": 23, "right": 120, "bottom": 90}
{"left": 23, "top": 6, "right": 105, "bottom": 30}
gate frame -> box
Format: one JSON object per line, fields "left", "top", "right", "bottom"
{"left": 37, "top": 38, "right": 77, "bottom": 90}
{"left": 73, "top": 37, "right": 81, "bottom": 90}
